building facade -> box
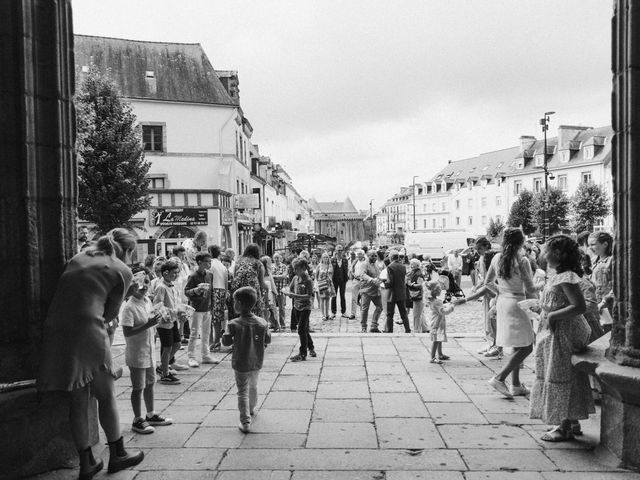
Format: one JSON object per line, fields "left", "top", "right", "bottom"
{"left": 309, "top": 197, "right": 366, "bottom": 246}
{"left": 376, "top": 187, "right": 412, "bottom": 245}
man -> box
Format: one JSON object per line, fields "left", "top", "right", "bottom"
{"left": 182, "top": 231, "right": 208, "bottom": 272}
{"left": 447, "top": 250, "right": 463, "bottom": 288}
{"left": 349, "top": 250, "right": 366, "bottom": 320}
{"left": 271, "top": 252, "right": 289, "bottom": 330}
{"left": 356, "top": 250, "right": 383, "bottom": 333}
{"left": 331, "top": 245, "right": 350, "bottom": 319}
{"left": 77, "top": 226, "right": 91, "bottom": 252}
{"left": 383, "top": 251, "right": 411, "bottom": 333}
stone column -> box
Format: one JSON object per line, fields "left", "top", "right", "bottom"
{"left": 596, "top": 0, "right": 640, "bottom": 469}
{"left": 0, "top": 1, "right": 82, "bottom": 477}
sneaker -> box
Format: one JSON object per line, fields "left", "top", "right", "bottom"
{"left": 439, "top": 355, "right": 450, "bottom": 361}
{"left": 168, "top": 368, "right": 178, "bottom": 375}
{"left": 210, "top": 343, "right": 221, "bottom": 352}
{"left": 290, "top": 355, "right": 306, "bottom": 362}
{"left": 348, "top": 314, "right": 356, "bottom": 319}
{"left": 202, "top": 355, "right": 219, "bottom": 364}
{"left": 160, "top": 374, "right": 181, "bottom": 385}
{"left": 155, "top": 366, "right": 162, "bottom": 375}
{"left": 361, "top": 327, "right": 367, "bottom": 333}
{"left": 188, "top": 358, "right": 199, "bottom": 368}
{"left": 131, "top": 418, "right": 155, "bottom": 434}
{"left": 238, "top": 422, "right": 251, "bottom": 433}
{"left": 146, "top": 414, "right": 173, "bottom": 426}
{"left": 172, "top": 363, "right": 189, "bottom": 371}
{"left": 510, "top": 383, "right": 530, "bottom": 396}
{"left": 309, "top": 349, "right": 317, "bottom": 358}
{"left": 330, "top": 314, "right": 336, "bottom": 319}
{"left": 341, "top": 313, "right": 349, "bottom": 318}
{"left": 430, "top": 358, "right": 443, "bottom": 364}
{"left": 488, "top": 376, "right": 513, "bottom": 398}
{"left": 484, "top": 346, "right": 502, "bottom": 358}
{"left": 369, "top": 328, "right": 381, "bottom": 333}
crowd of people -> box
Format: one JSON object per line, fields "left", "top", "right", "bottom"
{"left": 36, "top": 226, "right": 615, "bottom": 478}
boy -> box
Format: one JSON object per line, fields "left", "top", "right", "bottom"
{"left": 222, "top": 287, "right": 271, "bottom": 433}
{"left": 153, "top": 259, "right": 188, "bottom": 384}
{"left": 284, "top": 258, "right": 316, "bottom": 362}
{"left": 121, "top": 267, "right": 173, "bottom": 433}
{"left": 184, "top": 252, "right": 219, "bottom": 367}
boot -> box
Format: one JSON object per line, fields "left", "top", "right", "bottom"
{"left": 107, "top": 436, "right": 144, "bottom": 473}
{"left": 78, "top": 447, "right": 103, "bottom": 480}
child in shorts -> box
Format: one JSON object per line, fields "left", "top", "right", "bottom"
{"left": 121, "top": 267, "right": 173, "bottom": 433}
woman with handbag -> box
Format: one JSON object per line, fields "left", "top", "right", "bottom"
{"left": 407, "top": 258, "right": 427, "bottom": 332}
{"left": 315, "top": 252, "right": 335, "bottom": 320}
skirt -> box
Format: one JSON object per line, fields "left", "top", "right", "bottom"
{"left": 496, "top": 294, "right": 534, "bottom": 348}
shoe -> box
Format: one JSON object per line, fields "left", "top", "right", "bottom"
{"left": 330, "top": 314, "right": 336, "bottom": 319}
{"left": 188, "top": 358, "right": 199, "bottom": 368}
{"left": 113, "top": 367, "right": 123, "bottom": 380}
{"left": 361, "top": 327, "right": 367, "bottom": 333}
{"left": 488, "top": 376, "right": 513, "bottom": 398}
{"left": 510, "top": 383, "right": 530, "bottom": 396}
{"left": 290, "top": 328, "right": 297, "bottom": 333}
{"left": 369, "top": 328, "right": 381, "bottom": 333}
{"left": 290, "top": 355, "right": 306, "bottom": 362}
{"left": 78, "top": 447, "right": 103, "bottom": 480}
{"left": 131, "top": 418, "right": 155, "bottom": 434}
{"left": 168, "top": 368, "right": 178, "bottom": 375}
{"left": 155, "top": 366, "right": 162, "bottom": 375}
{"left": 395, "top": 321, "right": 403, "bottom": 325}
{"left": 181, "top": 338, "right": 189, "bottom": 345}
{"left": 341, "top": 313, "right": 349, "bottom": 318}
{"left": 160, "top": 374, "right": 181, "bottom": 384}
{"left": 172, "top": 363, "right": 189, "bottom": 371}
{"left": 430, "top": 358, "right": 443, "bottom": 364}
{"left": 484, "top": 346, "right": 503, "bottom": 358}
{"left": 238, "top": 422, "right": 251, "bottom": 433}
{"left": 439, "top": 355, "right": 450, "bottom": 360}
{"left": 541, "top": 425, "right": 574, "bottom": 442}
{"left": 210, "top": 343, "right": 221, "bottom": 352}
{"left": 146, "top": 414, "right": 173, "bottom": 426}
{"left": 202, "top": 355, "right": 219, "bottom": 364}
{"left": 349, "top": 314, "right": 356, "bottom": 319}
{"left": 107, "top": 436, "right": 144, "bottom": 473}
{"left": 309, "top": 349, "right": 317, "bottom": 358}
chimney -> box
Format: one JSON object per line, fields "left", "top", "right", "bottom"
{"left": 519, "top": 136, "right": 536, "bottom": 154}
{"left": 145, "top": 70, "right": 157, "bottom": 95}
{"left": 216, "top": 70, "right": 240, "bottom": 104}
{"left": 557, "top": 125, "right": 590, "bottom": 150}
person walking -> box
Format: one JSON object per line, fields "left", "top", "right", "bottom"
{"left": 356, "top": 250, "right": 383, "bottom": 333}
{"left": 315, "top": 252, "right": 335, "bottom": 320}
{"left": 331, "top": 245, "right": 350, "bottom": 319}
{"left": 231, "top": 244, "right": 267, "bottom": 317}
{"left": 383, "top": 250, "right": 411, "bottom": 333}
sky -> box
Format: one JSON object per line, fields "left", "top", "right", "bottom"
{"left": 72, "top": 0, "right": 612, "bottom": 213}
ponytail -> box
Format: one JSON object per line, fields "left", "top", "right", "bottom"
{"left": 87, "top": 228, "right": 136, "bottom": 261}
{"left": 498, "top": 228, "right": 525, "bottom": 279}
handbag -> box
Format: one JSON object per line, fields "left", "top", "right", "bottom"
{"left": 317, "top": 277, "right": 330, "bottom": 292}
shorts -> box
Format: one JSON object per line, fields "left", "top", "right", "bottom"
{"left": 129, "top": 366, "right": 156, "bottom": 390}
{"left": 157, "top": 322, "right": 180, "bottom": 347}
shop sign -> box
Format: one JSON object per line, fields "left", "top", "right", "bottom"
{"left": 150, "top": 208, "right": 208, "bottom": 226}
{"left": 234, "top": 193, "right": 260, "bottom": 210}
{"left": 221, "top": 208, "right": 234, "bottom": 226}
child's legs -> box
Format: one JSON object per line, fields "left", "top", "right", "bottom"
{"left": 90, "top": 368, "right": 121, "bottom": 443}
{"left": 142, "top": 367, "right": 155, "bottom": 413}
{"left": 248, "top": 370, "right": 260, "bottom": 413}
{"left": 297, "top": 309, "right": 311, "bottom": 356}
{"left": 211, "top": 319, "right": 222, "bottom": 346}
{"left": 187, "top": 312, "right": 204, "bottom": 358}
{"left": 291, "top": 307, "right": 299, "bottom": 331}
{"left": 276, "top": 293, "right": 286, "bottom": 326}
{"left": 431, "top": 341, "right": 441, "bottom": 358}
{"left": 437, "top": 342, "right": 444, "bottom": 355}
{"left": 321, "top": 298, "right": 330, "bottom": 317}
{"left": 234, "top": 369, "right": 251, "bottom": 425}
{"left": 199, "top": 312, "right": 212, "bottom": 356}
{"left": 158, "top": 328, "right": 173, "bottom": 374}
{"left": 129, "top": 367, "right": 145, "bottom": 418}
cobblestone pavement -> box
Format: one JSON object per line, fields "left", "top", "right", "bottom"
{"left": 34, "top": 324, "right": 640, "bottom": 479}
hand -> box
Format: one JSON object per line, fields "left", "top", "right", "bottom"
{"left": 547, "top": 311, "right": 559, "bottom": 333}
{"left": 452, "top": 298, "right": 466, "bottom": 306}
{"left": 148, "top": 314, "right": 160, "bottom": 327}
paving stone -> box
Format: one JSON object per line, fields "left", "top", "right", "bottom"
{"left": 215, "top": 393, "right": 265, "bottom": 410}
{"left": 218, "top": 448, "right": 465, "bottom": 470}
{"left": 438, "top": 424, "right": 540, "bottom": 449}
{"left": 414, "top": 381, "right": 469, "bottom": 402}
{"left": 135, "top": 447, "right": 225, "bottom": 470}
{"left": 460, "top": 448, "right": 556, "bottom": 471}
{"left": 127, "top": 423, "right": 198, "bottom": 448}
{"left": 362, "top": 346, "right": 397, "bottom": 355}
{"left": 262, "top": 391, "right": 315, "bottom": 410}
{"left": 272, "top": 375, "right": 319, "bottom": 391}
{"left": 171, "top": 390, "right": 227, "bottom": 406}
{"left": 292, "top": 472, "right": 385, "bottom": 480}
{"left": 184, "top": 426, "right": 245, "bottom": 448}
{"left": 521, "top": 425, "right": 599, "bottom": 450}
{"left": 426, "top": 402, "right": 488, "bottom": 424}
{"left": 371, "top": 393, "right": 430, "bottom": 418}
{"left": 368, "top": 374, "right": 416, "bottom": 393}
{"left": 544, "top": 449, "right": 631, "bottom": 471}
{"left": 376, "top": 417, "right": 445, "bottom": 449}
{"left": 365, "top": 361, "right": 408, "bottom": 375}
{"left": 306, "top": 422, "right": 378, "bottom": 448}
{"left": 136, "top": 473, "right": 221, "bottom": 480}
{"left": 364, "top": 354, "right": 401, "bottom": 362}
{"left": 240, "top": 433, "right": 307, "bottom": 448}
{"left": 217, "top": 472, "right": 292, "bottom": 480}
{"left": 189, "top": 376, "right": 236, "bottom": 392}
{"left": 320, "top": 365, "right": 368, "bottom": 381}
{"left": 385, "top": 473, "right": 465, "bottom": 480}
{"left": 464, "top": 473, "right": 545, "bottom": 480}
{"left": 312, "top": 398, "right": 374, "bottom": 422}
{"left": 163, "top": 404, "right": 213, "bottom": 423}
{"left": 249, "top": 409, "right": 312, "bottom": 434}
{"left": 485, "top": 413, "right": 549, "bottom": 425}
{"left": 317, "top": 381, "right": 370, "bottom": 398}
{"left": 455, "top": 378, "right": 502, "bottom": 395}
{"left": 323, "top": 356, "right": 367, "bottom": 366}
{"left": 541, "top": 473, "right": 640, "bottom": 480}
{"left": 202, "top": 408, "right": 244, "bottom": 427}
{"left": 469, "top": 394, "right": 532, "bottom": 414}
{"left": 280, "top": 361, "right": 323, "bottom": 375}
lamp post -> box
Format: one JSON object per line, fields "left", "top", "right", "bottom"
{"left": 369, "top": 199, "right": 374, "bottom": 248}
{"left": 540, "top": 111, "right": 555, "bottom": 242}
{"left": 412, "top": 175, "right": 418, "bottom": 231}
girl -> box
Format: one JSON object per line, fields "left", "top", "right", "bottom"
{"left": 261, "top": 256, "right": 280, "bottom": 331}
{"left": 407, "top": 258, "right": 426, "bottom": 333}
{"left": 315, "top": 252, "right": 335, "bottom": 320}
{"left": 588, "top": 231, "right": 614, "bottom": 332}
{"left": 426, "top": 280, "right": 454, "bottom": 363}
{"left": 530, "top": 235, "right": 594, "bottom": 441}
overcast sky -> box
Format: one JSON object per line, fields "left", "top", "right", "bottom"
{"left": 73, "top": 0, "right": 612, "bottom": 212}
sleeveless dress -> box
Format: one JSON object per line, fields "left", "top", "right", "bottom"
{"left": 530, "top": 271, "right": 595, "bottom": 424}
{"left": 231, "top": 256, "right": 264, "bottom": 316}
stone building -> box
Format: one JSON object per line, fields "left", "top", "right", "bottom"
{"left": 308, "top": 197, "right": 366, "bottom": 246}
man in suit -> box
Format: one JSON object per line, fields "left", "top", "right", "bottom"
{"left": 331, "top": 245, "right": 350, "bottom": 319}
{"left": 384, "top": 250, "right": 411, "bottom": 333}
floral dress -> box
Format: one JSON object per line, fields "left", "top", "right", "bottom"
{"left": 315, "top": 264, "right": 335, "bottom": 299}
{"left": 530, "top": 271, "right": 595, "bottom": 425}
{"left": 231, "top": 256, "right": 264, "bottom": 316}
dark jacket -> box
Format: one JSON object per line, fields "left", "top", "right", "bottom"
{"left": 331, "top": 256, "right": 350, "bottom": 284}
{"left": 184, "top": 270, "right": 213, "bottom": 312}
{"left": 385, "top": 260, "right": 407, "bottom": 302}
{"left": 222, "top": 314, "right": 271, "bottom": 372}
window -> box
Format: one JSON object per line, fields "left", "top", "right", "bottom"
{"left": 432, "top": 203, "right": 436, "bottom": 212}
{"left": 432, "top": 219, "right": 436, "bottom": 229}
{"left": 441, "top": 202, "right": 446, "bottom": 211}
{"left": 533, "top": 177, "right": 543, "bottom": 193}
{"left": 496, "top": 196, "right": 502, "bottom": 206}
{"left": 481, "top": 197, "right": 487, "bottom": 207}
{"left": 516, "top": 159, "right": 524, "bottom": 169}
{"left": 514, "top": 180, "right": 522, "bottom": 195}
{"left": 468, "top": 216, "right": 473, "bottom": 225}
{"left": 561, "top": 150, "right": 570, "bottom": 163}
{"left": 423, "top": 204, "right": 427, "bottom": 212}
{"left": 497, "top": 177, "right": 502, "bottom": 187}
{"left": 142, "top": 125, "right": 163, "bottom": 152}
{"left": 481, "top": 215, "right": 487, "bottom": 225}
{"left": 456, "top": 217, "right": 460, "bottom": 225}
{"left": 584, "top": 145, "right": 594, "bottom": 160}
{"left": 423, "top": 219, "right": 427, "bottom": 228}
{"left": 149, "top": 177, "right": 165, "bottom": 189}
{"left": 468, "top": 199, "right": 473, "bottom": 208}
{"left": 558, "top": 174, "right": 568, "bottom": 191}
{"left": 535, "top": 154, "right": 544, "bottom": 167}
{"left": 442, "top": 218, "right": 446, "bottom": 228}
{"left": 582, "top": 171, "right": 592, "bottom": 183}
{"left": 455, "top": 200, "right": 460, "bottom": 209}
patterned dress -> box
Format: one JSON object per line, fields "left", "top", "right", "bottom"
{"left": 530, "top": 271, "right": 595, "bottom": 425}
{"left": 315, "top": 264, "right": 335, "bottom": 299}
{"left": 231, "top": 256, "right": 264, "bottom": 317}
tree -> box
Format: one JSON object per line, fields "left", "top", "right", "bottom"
{"left": 486, "top": 216, "right": 505, "bottom": 239}
{"left": 76, "top": 66, "right": 151, "bottom": 233}
{"left": 571, "top": 182, "right": 611, "bottom": 233}
{"left": 507, "top": 190, "right": 536, "bottom": 235}
{"left": 532, "top": 187, "right": 570, "bottom": 235}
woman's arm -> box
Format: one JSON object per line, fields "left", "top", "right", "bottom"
{"left": 520, "top": 257, "right": 536, "bottom": 296}
{"left": 257, "top": 261, "right": 267, "bottom": 291}
{"left": 547, "top": 282, "right": 587, "bottom": 332}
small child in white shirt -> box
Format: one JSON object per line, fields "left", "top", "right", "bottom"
{"left": 426, "top": 280, "right": 454, "bottom": 364}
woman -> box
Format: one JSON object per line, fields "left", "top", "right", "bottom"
{"left": 484, "top": 228, "right": 537, "bottom": 398}
{"left": 261, "top": 255, "right": 279, "bottom": 331}
{"left": 37, "top": 228, "right": 144, "bottom": 479}
{"left": 315, "top": 252, "right": 335, "bottom": 320}
{"left": 231, "top": 243, "right": 266, "bottom": 317}
{"left": 530, "top": 235, "right": 594, "bottom": 441}
{"left": 407, "top": 258, "right": 427, "bottom": 332}
{"left": 588, "top": 231, "right": 614, "bottom": 332}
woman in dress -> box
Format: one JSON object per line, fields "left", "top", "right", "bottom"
{"left": 530, "top": 235, "right": 594, "bottom": 441}
{"left": 484, "top": 228, "right": 537, "bottom": 398}
{"left": 588, "top": 231, "right": 614, "bottom": 332}
{"left": 315, "top": 252, "right": 335, "bottom": 320}
{"left": 37, "top": 228, "right": 144, "bottom": 479}
{"left": 231, "top": 243, "right": 266, "bottom": 317}
{"left": 261, "top": 255, "right": 279, "bottom": 330}
{"left": 407, "top": 258, "right": 427, "bottom": 332}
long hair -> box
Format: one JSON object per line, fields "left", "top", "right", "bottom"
{"left": 498, "top": 228, "right": 525, "bottom": 279}
{"left": 87, "top": 228, "right": 136, "bottom": 261}
{"left": 242, "top": 243, "right": 261, "bottom": 259}
{"left": 546, "top": 235, "right": 584, "bottom": 276}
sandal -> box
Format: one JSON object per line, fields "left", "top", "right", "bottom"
{"left": 430, "top": 358, "right": 443, "bottom": 364}
{"left": 541, "top": 426, "right": 574, "bottom": 442}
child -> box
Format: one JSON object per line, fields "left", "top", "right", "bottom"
{"left": 222, "top": 287, "right": 271, "bottom": 433}
{"left": 184, "top": 252, "right": 219, "bottom": 367}
{"left": 426, "top": 280, "right": 454, "bottom": 363}
{"left": 284, "top": 258, "right": 316, "bottom": 361}
{"left": 121, "top": 267, "right": 173, "bottom": 433}
{"left": 153, "top": 259, "right": 188, "bottom": 384}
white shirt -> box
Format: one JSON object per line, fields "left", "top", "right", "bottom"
{"left": 209, "top": 258, "right": 229, "bottom": 289}
{"left": 448, "top": 255, "right": 463, "bottom": 272}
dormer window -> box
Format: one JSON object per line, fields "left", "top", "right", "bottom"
{"left": 560, "top": 150, "right": 570, "bottom": 163}
{"left": 535, "top": 154, "right": 544, "bottom": 167}
{"left": 455, "top": 183, "right": 460, "bottom": 191}
{"left": 497, "top": 177, "right": 503, "bottom": 187}
{"left": 467, "top": 181, "right": 472, "bottom": 190}
{"left": 516, "top": 159, "right": 524, "bottom": 170}
{"left": 584, "top": 145, "right": 595, "bottom": 160}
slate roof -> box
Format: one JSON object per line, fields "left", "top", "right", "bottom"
{"left": 309, "top": 197, "right": 360, "bottom": 214}
{"left": 431, "top": 147, "right": 519, "bottom": 184}
{"left": 74, "top": 34, "right": 237, "bottom": 106}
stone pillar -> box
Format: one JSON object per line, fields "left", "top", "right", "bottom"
{"left": 0, "top": 1, "right": 82, "bottom": 477}
{"left": 597, "top": 0, "right": 640, "bottom": 469}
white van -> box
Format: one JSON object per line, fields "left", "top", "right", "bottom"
{"left": 404, "top": 231, "right": 475, "bottom": 262}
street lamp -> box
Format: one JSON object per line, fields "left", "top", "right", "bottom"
{"left": 540, "top": 111, "right": 555, "bottom": 242}
{"left": 412, "top": 175, "right": 418, "bottom": 231}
